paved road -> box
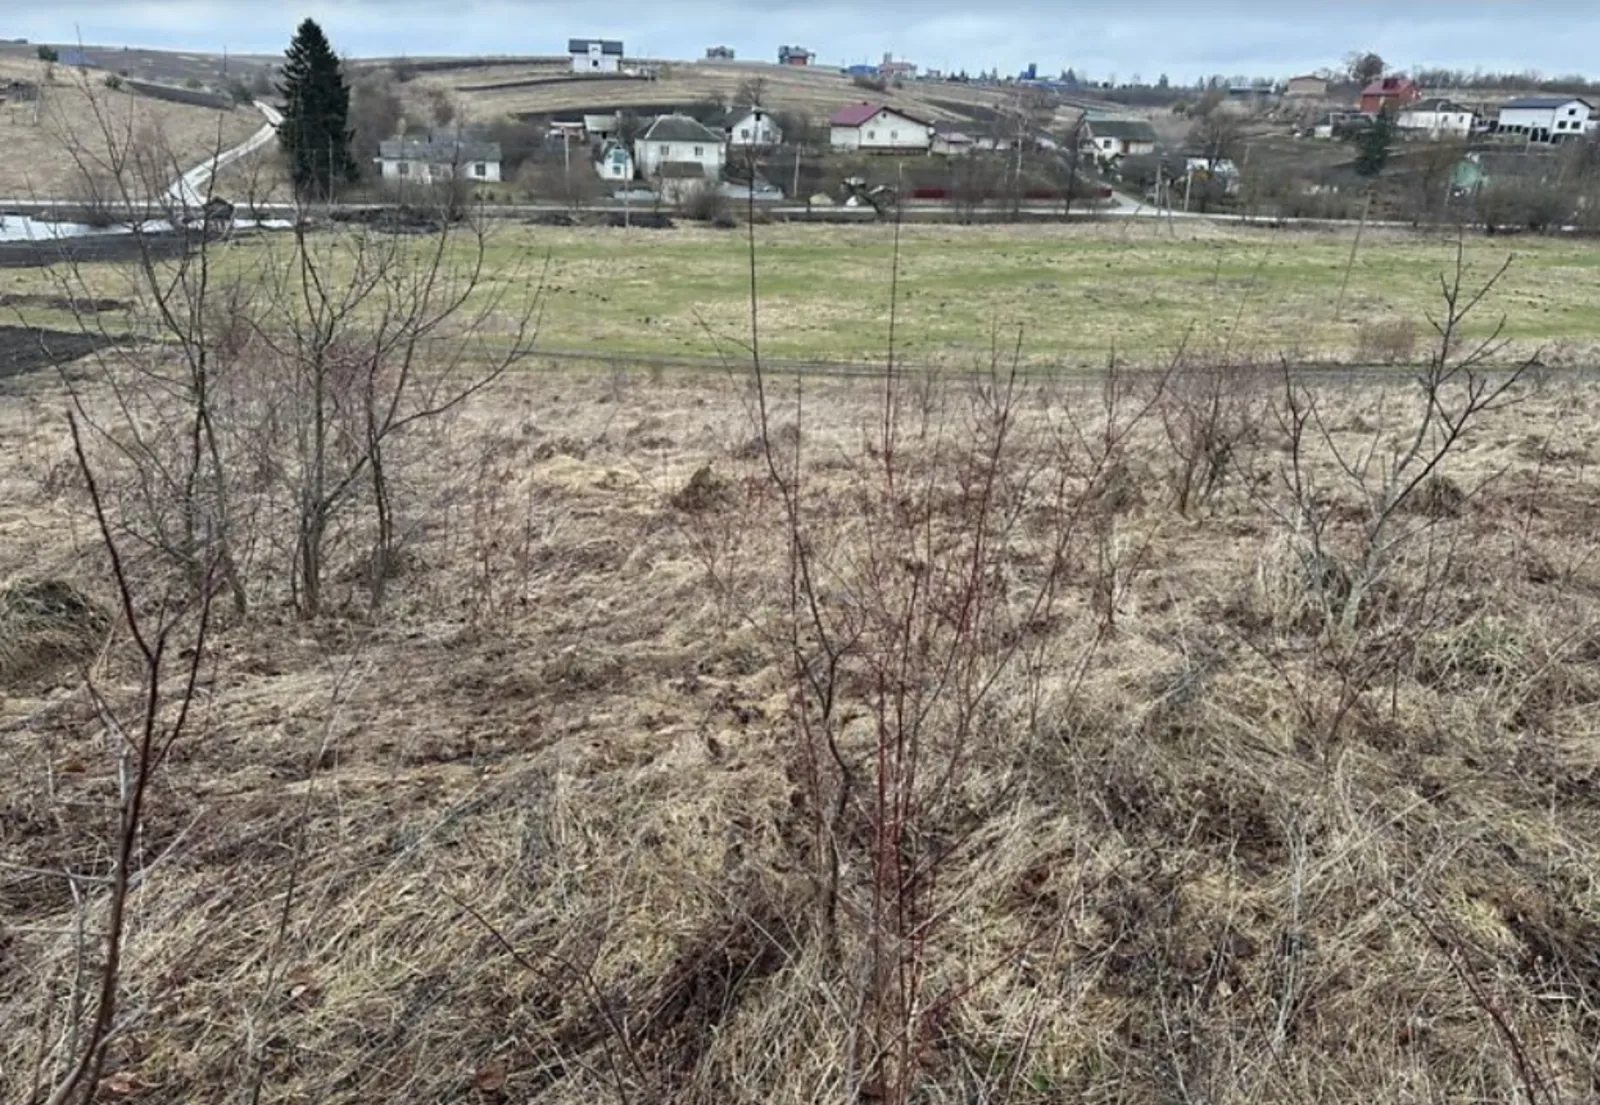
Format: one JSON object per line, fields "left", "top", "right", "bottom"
{"left": 167, "top": 100, "right": 283, "bottom": 210}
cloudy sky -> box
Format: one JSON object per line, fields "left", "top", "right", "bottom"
{"left": 4, "top": 1, "right": 1593, "bottom": 81}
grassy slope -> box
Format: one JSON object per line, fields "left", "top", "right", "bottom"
{"left": 2, "top": 358, "right": 1600, "bottom": 1103}
{"left": 8, "top": 222, "right": 1599, "bottom": 369}
{"left": 0, "top": 59, "right": 263, "bottom": 198}
{"left": 425, "top": 57, "right": 1063, "bottom": 129}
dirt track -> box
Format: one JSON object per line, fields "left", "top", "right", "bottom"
{"left": 0, "top": 232, "right": 190, "bottom": 270}
{"left": 0, "top": 325, "right": 116, "bottom": 381}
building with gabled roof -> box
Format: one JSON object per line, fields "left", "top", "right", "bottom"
{"left": 634, "top": 114, "right": 726, "bottom": 180}
{"left": 828, "top": 102, "right": 934, "bottom": 152}
{"left": 1496, "top": 96, "right": 1596, "bottom": 143}
{"left": 570, "top": 38, "right": 623, "bottom": 74}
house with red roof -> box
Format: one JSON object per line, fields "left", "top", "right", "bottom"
{"left": 829, "top": 102, "right": 935, "bottom": 152}
{"left": 1360, "top": 76, "right": 1422, "bottom": 116}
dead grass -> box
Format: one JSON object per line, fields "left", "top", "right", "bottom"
{"left": 0, "top": 60, "right": 261, "bottom": 199}
{"left": 427, "top": 58, "right": 1041, "bottom": 128}
{"left": 3, "top": 354, "right": 1600, "bottom": 1103}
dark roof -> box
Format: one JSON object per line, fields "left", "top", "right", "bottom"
{"left": 655, "top": 162, "right": 711, "bottom": 179}
{"left": 1408, "top": 98, "right": 1472, "bottom": 113}
{"left": 1504, "top": 96, "right": 1593, "bottom": 110}
{"left": 830, "top": 102, "right": 933, "bottom": 128}
{"left": 378, "top": 136, "right": 502, "bottom": 164}
{"left": 1088, "top": 118, "right": 1158, "bottom": 142}
{"left": 641, "top": 114, "right": 725, "bottom": 144}
{"left": 569, "top": 38, "right": 624, "bottom": 55}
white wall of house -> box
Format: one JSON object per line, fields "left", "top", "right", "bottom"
{"left": 571, "top": 43, "right": 619, "bottom": 74}
{"left": 727, "top": 110, "right": 782, "bottom": 147}
{"left": 595, "top": 148, "right": 634, "bottom": 181}
{"left": 830, "top": 109, "right": 933, "bottom": 152}
{"left": 1498, "top": 100, "right": 1594, "bottom": 141}
{"left": 1398, "top": 108, "right": 1475, "bottom": 138}
{"left": 1090, "top": 136, "right": 1154, "bottom": 158}
{"left": 378, "top": 158, "right": 502, "bottom": 183}
{"left": 634, "top": 138, "right": 725, "bottom": 179}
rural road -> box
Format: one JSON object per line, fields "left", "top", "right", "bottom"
{"left": 166, "top": 100, "right": 283, "bottom": 209}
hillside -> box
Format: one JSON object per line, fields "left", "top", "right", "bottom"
{"left": 408, "top": 57, "right": 1093, "bottom": 132}
{"left": 0, "top": 57, "right": 264, "bottom": 199}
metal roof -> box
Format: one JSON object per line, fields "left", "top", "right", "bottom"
{"left": 830, "top": 102, "right": 932, "bottom": 128}
{"left": 1503, "top": 96, "right": 1593, "bottom": 110}
{"left": 1087, "top": 118, "right": 1158, "bottom": 142}
{"left": 378, "top": 136, "right": 502, "bottom": 164}
{"left": 569, "top": 38, "right": 624, "bottom": 54}
{"left": 640, "top": 114, "right": 726, "bottom": 144}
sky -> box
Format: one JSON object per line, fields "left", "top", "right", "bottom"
{"left": 3, "top": 1, "right": 1595, "bottom": 82}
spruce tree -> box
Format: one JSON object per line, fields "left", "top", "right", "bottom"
{"left": 1355, "top": 111, "right": 1395, "bottom": 178}
{"left": 277, "top": 19, "right": 357, "bottom": 199}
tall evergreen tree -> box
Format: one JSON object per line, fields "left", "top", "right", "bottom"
{"left": 277, "top": 19, "right": 357, "bottom": 199}
{"left": 1355, "top": 111, "right": 1395, "bottom": 178}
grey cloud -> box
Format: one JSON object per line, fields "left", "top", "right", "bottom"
{"left": 4, "top": 1, "right": 1595, "bottom": 79}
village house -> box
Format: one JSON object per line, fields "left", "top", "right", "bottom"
{"left": 1082, "top": 117, "right": 1158, "bottom": 161}
{"left": 779, "top": 45, "right": 815, "bottom": 67}
{"left": 594, "top": 140, "right": 634, "bottom": 182}
{"left": 634, "top": 113, "right": 727, "bottom": 180}
{"left": 829, "top": 103, "right": 935, "bottom": 152}
{"left": 723, "top": 106, "right": 783, "bottom": 148}
{"left": 931, "top": 122, "right": 975, "bottom": 155}
{"left": 1397, "top": 98, "right": 1476, "bottom": 139}
{"left": 583, "top": 113, "right": 620, "bottom": 141}
{"left": 1495, "top": 96, "right": 1596, "bottom": 143}
{"left": 1360, "top": 76, "right": 1422, "bottom": 115}
{"left": 569, "top": 38, "right": 623, "bottom": 74}
{"left": 1284, "top": 75, "right": 1329, "bottom": 98}
{"left": 705, "top": 45, "right": 735, "bottom": 60}
{"left": 376, "top": 135, "right": 503, "bottom": 184}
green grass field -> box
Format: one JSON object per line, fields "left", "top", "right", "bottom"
{"left": 11, "top": 220, "right": 1600, "bottom": 370}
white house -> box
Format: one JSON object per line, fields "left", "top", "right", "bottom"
{"left": 634, "top": 114, "right": 726, "bottom": 180}
{"left": 376, "top": 136, "right": 502, "bottom": 184}
{"left": 1081, "top": 117, "right": 1158, "bottom": 161}
{"left": 569, "top": 38, "right": 623, "bottom": 74}
{"left": 1397, "top": 98, "right": 1476, "bottom": 139}
{"left": 724, "top": 107, "right": 783, "bottom": 148}
{"left": 1496, "top": 97, "right": 1596, "bottom": 143}
{"left": 829, "top": 103, "right": 934, "bottom": 152}
{"left": 595, "top": 140, "right": 634, "bottom": 182}
{"left": 931, "top": 122, "right": 975, "bottom": 155}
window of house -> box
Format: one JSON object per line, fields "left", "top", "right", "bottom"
{"left": 398, "top": 161, "right": 410, "bottom": 177}
{"left": 694, "top": 146, "right": 704, "bottom": 157}
{"left": 659, "top": 144, "right": 669, "bottom": 156}
{"left": 741, "top": 128, "right": 751, "bottom": 139}
{"left": 868, "top": 130, "right": 877, "bottom": 140}
{"left": 474, "top": 163, "right": 486, "bottom": 178}
{"left": 891, "top": 130, "right": 899, "bottom": 139}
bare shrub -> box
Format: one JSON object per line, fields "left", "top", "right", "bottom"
{"left": 1158, "top": 359, "right": 1266, "bottom": 515}
{"left": 679, "top": 181, "right": 728, "bottom": 222}
{"left": 1356, "top": 317, "right": 1419, "bottom": 364}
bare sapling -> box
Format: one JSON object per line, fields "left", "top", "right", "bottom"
{"left": 44, "top": 73, "right": 544, "bottom": 617}
{"left": 47, "top": 74, "right": 255, "bottom": 613}
{"left": 38, "top": 414, "right": 216, "bottom": 1105}
{"left": 717, "top": 206, "right": 1167, "bottom": 1103}
{"left": 1253, "top": 241, "right": 1533, "bottom": 746}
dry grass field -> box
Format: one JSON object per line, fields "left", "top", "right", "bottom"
{"left": 0, "top": 59, "right": 263, "bottom": 199}
{"left": 411, "top": 57, "right": 1080, "bottom": 131}
{"left": 3, "top": 215, "right": 1600, "bottom": 1104}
